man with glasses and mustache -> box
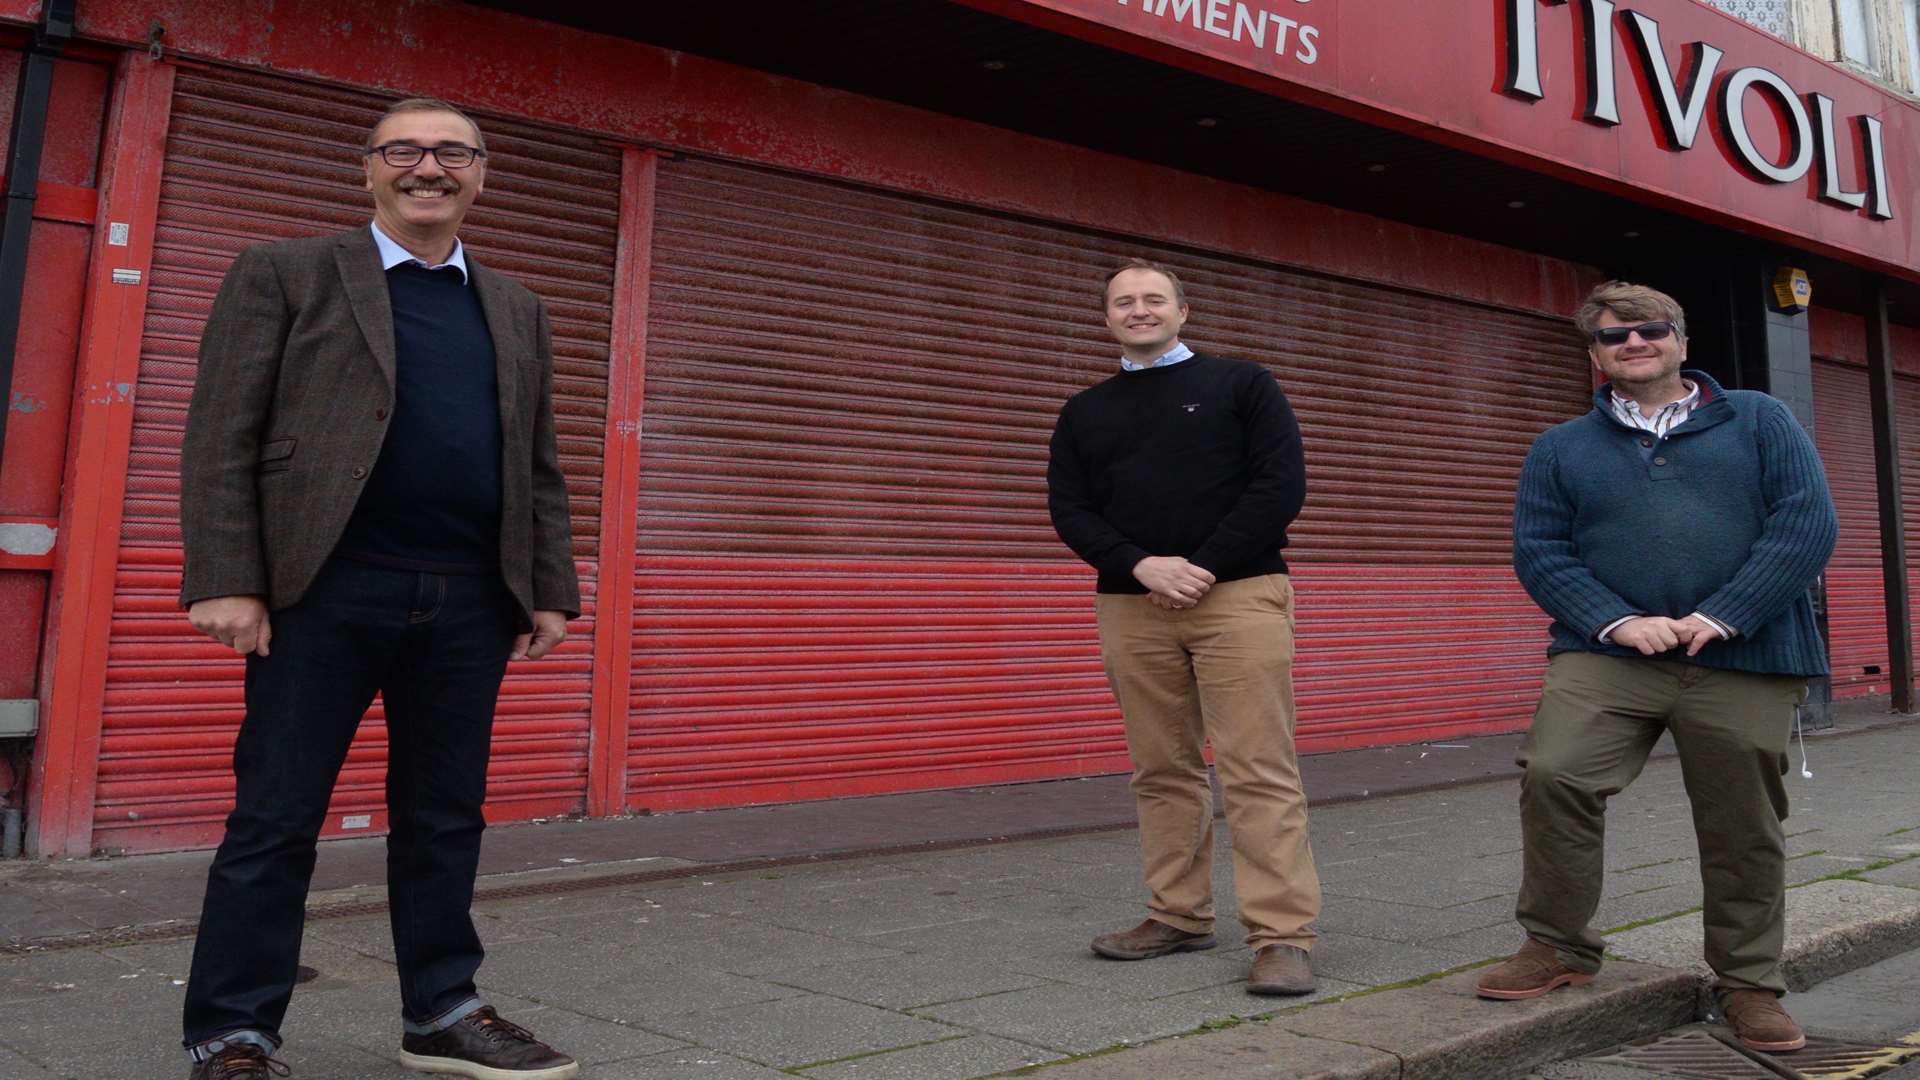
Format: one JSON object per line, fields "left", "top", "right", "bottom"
{"left": 176, "top": 98, "right": 579, "bottom": 1079}
{"left": 1479, "top": 281, "right": 1836, "bottom": 1057}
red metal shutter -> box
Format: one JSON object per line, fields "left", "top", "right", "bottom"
{"left": 1813, "top": 357, "right": 1920, "bottom": 700}
{"left": 90, "top": 66, "right": 617, "bottom": 853}
{"left": 627, "top": 156, "right": 1590, "bottom": 812}
{"left": 1814, "top": 359, "right": 1890, "bottom": 698}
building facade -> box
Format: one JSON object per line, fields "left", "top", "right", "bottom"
{"left": 2, "top": 0, "right": 1916, "bottom": 857}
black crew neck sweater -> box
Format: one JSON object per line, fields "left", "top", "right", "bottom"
{"left": 1046, "top": 352, "right": 1306, "bottom": 593}
{"left": 334, "top": 262, "right": 503, "bottom": 574}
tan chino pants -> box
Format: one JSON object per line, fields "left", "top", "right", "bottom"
{"left": 1095, "top": 573, "right": 1321, "bottom": 951}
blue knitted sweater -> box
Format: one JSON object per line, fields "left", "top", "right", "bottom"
{"left": 1512, "top": 371, "right": 1837, "bottom": 677}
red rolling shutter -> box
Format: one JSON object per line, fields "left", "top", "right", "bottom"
{"left": 1813, "top": 356, "right": 1920, "bottom": 700}
{"left": 626, "top": 156, "right": 1590, "bottom": 812}
{"left": 1814, "top": 359, "right": 1890, "bottom": 698}
{"left": 89, "top": 66, "right": 617, "bottom": 852}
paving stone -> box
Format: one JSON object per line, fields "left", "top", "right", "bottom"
{"left": 650, "top": 993, "right": 960, "bottom": 1068}
{"left": 471, "top": 1004, "right": 688, "bottom": 1065}
{"left": 479, "top": 939, "right": 808, "bottom": 1019}
{"left": 1312, "top": 893, "right": 1512, "bottom": 942}
{"left": 1860, "top": 857, "right": 1920, "bottom": 889}
{"left": 1305, "top": 932, "right": 1487, "bottom": 987}
{"left": 799, "top": 1033, "right": 1056, "bottom": 1080}
{"left": 0, "top": 947, "right": 149, "bottom": 1005}
{"left": 0, "top": 1046, "right": 59, "bottom": 1077}
{"left": 1031, "top": 1020, "right": 1399, "bottom": 1079}
{"left": 595, "top": 1048, "right": 799, "bottom": 1078}
{"left": 1273, "top": 961, "right": 1697, "bottom": 1080}
{"left": 913, "top": 982, "right": 1215, "bottom": 1054}
{"left": 1605, "top": 878, "right": 1920, "bottom": 986}
{"left": 1781, "top": 943, "right": 1920, "bottom": 1044}
{"left": 762, "top": 952, "right": 1053, "bottom": 1010}
{"left": 1001, "top": 945, "right": 1250, "bottom": 999}
{"left": 1147, "top": 972, "right": 1371, "bottom": 1019}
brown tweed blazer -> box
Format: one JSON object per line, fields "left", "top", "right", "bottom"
{"left": 178, "top": 225, "right": 580, "bottom": 630}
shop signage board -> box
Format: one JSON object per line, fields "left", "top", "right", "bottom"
{"left": 965, "top": 0, "right": 1920, "bottom": 278}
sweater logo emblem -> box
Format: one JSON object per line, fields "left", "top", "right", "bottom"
{"left": 1181, "top": 403, "right": 1200, "bottom": 413}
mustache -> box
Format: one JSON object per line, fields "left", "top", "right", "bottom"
{"left": 398, "top": 179, "right": 457, "bottom": 192}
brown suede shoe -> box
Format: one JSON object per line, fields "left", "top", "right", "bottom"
{"left": 1247, "top": 944, "right": 1316, "bottom": 995}
{"left": 1475, "top": 938, "right": 1596, "bottom": 1000}
{"left": 1721, "top": 989, "right": 1806, "bottom": 1053}
{"left": 1091, "top": 918, "right": 1217, "bottom": 960}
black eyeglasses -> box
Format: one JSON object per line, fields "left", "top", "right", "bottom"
{"left": 367, "top": 143, "right": 486, "bottom": 169}
{"left": 1590, "top": 321, "right": 1676, "bottom": 347}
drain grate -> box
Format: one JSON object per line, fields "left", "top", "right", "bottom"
{"left": 1590, "top": 1031, "right": 1783, "bottom": 1079}
{"left": 1587, "top": 1028, "right": 1920, "bottom": 1079}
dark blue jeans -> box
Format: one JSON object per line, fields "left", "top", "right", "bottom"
{"left": 183, "top": 558, "right": 518, "bottom": 1049}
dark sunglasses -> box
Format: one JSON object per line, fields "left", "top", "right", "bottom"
{"left": 1590, "top": 321, "right": 1676, "bottom": 347}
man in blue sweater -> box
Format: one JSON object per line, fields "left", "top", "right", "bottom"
{"left": 1479, "top": 281, "right": 1837, "bottom": 1055}
{"left": 1048, "top": 260, "right": 1320, "bottom": 997}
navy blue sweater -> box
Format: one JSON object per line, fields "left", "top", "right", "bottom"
{"left": 1512, "top": 371, "right": 1837, "bottom": 677}
{"left": 335, "top": 263, "right": 503, "bottom": 573}
{"left": 1047, "top": 352, "right": 1305, "bottom": 593}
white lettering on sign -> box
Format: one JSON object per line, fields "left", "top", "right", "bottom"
{"left": 1501, "top": 0, "right": 1893, "bottom": 219}
{"left": 1115, "top": 0, "right": 1321, "bottom": 65}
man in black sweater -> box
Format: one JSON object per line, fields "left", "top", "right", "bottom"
{"left": 1048, "top": 259, "right": 1321, "bottom": 996}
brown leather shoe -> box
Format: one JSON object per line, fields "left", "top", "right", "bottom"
{"left": 1248, "top": 944, "right": 1317, "bottom": 995}
{"left": 1721, "top": 989, "right": 1806, "bottom": 1053}
{"left": 187, "top": 1043, "right": 289, "bottom": 1079}
{"left": 398, "top": 1007, "right": 580, "bottom": 1078}
{"left": 1475, "top": 938, "right": 1596, "bottom": 1000}
{"left": 1091, "top": 918, "right": 1217, "bottom": 960}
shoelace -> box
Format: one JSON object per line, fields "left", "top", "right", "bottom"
{"left": 209, "top": 1046, "right": 291, "bottom": 1079}
{"left": 470, "top": 1010, "right": 539, "bottom": 1045}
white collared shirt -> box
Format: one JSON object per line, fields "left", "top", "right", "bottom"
{"left": 1609, "top": 379, "right": 1699, "bottom": 438}
{"left": 369, "top": 220, "right": 469, "bottom": 284}
{"left": 1120, "top": 342, "right": 1195, "bottom": 372}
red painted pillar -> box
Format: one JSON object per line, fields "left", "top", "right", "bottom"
{"left": 585, "top": 146, "right": 659, "bottom": 816}
{"left": 29, "top": 51, "right": 173, "bottom": 857}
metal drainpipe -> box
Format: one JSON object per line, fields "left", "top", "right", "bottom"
{"left": 0, "top": 0, "right": 78, "bottom": 479}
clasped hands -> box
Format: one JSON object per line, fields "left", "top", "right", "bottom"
{"left": 1611, "top": 614, "right": 1724, "bottom": 657}
{"left": 1133, "top": 556, "right": 1215, "bottom": 610}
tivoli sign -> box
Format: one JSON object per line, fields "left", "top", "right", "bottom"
{"left": 1503, "top": 0, "right": 1893, "bottom": 219}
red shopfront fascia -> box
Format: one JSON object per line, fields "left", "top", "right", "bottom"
{"left": 2, "top": 0, "right": 1607, "bottom": 856}
{"left": 957, "top": 0, "right": 1920, "bottom": 283}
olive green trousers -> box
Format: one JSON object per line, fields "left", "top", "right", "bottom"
{"left": 1515, "top": 651, "right": 1807, "bottom": 992}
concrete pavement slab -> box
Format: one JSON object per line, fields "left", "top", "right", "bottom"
{"left": 1024, "top": 1021, "right": 1401, "bottom": 1079}
{"left": 760, "top": 952, "right": 1052, "bottom": 1010}
{"left": 1300, "top": 932, "right": 1490, "bottom": 986}
{"left": 479, "top": 940, "right": 809, "bottom": 1020}
{"left": 912, "top": 982, "right": 1215, "bottom": 1054}
{"left": 799, "top": 1034, "right": 1052, "bottom": 1080}
{"left": 1777, "top": 945, "right": 1920, "bottom": 1044}
{"left": 1310, "top": 892, "right": 1512, "bottom": 942}
{"left": 648, "top": 993, "right": 962, "bottom": 1069}
{"left": 999, "top": 946, "right": 1252, "bottom": 999}
{"left": 1148, "top": 973, "right": 1370, "bottom": 1018}
{"left": 1604, "top": 876, "right": 1920, "bottom": 989}
{"left": 0, "top": 1044, "right": 59, "bottom": 1078}
{"left": 599, "top": 1048, "right": 805, "bottom": 1077}
{"left": 1863, "top": 857, "right": 1920, "bottom": 889}
{"left": 1271, "top": 961, "right": 1698, "bottom": 1080}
